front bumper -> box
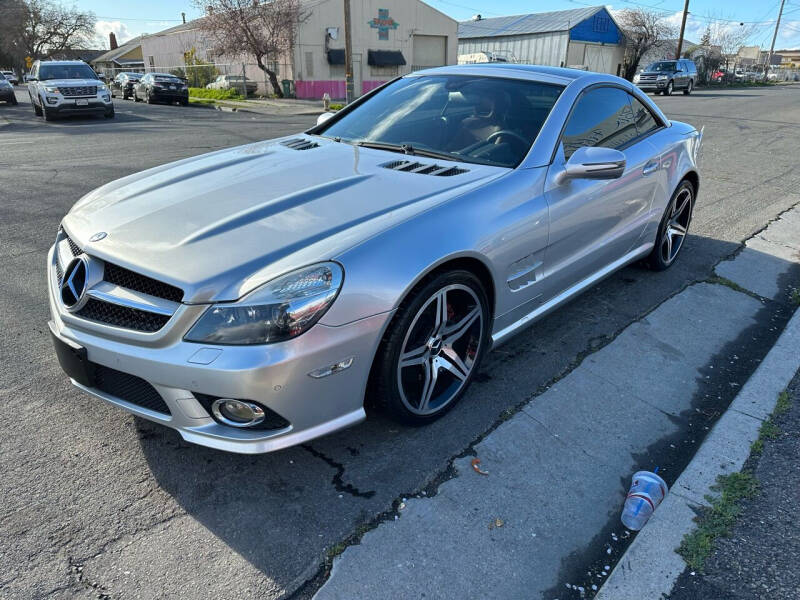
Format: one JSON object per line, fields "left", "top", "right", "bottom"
{"left": 0, "top": 88, "right": 14, "bottom": 100}
{"left": 150, "top": 88, "right": 189, "bottom": 100}
{"left": 635, "top": 81, "right": 668, "bottom": 92}
{"left": 45, "top": 96, "right": 112, "bottom": 114}
{"left": 47, "top": 245, "right": 392, "bottom": 453}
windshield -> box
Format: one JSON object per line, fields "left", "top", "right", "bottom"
{"left": 0, "top": 73, "right": 6, "bottom": 81}
{"left": 38, "top": 63, "right": 98, "bottom": 81}
{"left": 646, "top": 61, "right": 677, "bottom": 72}
{"left": 317, "top": 75, "right": 563, "bottom": 168}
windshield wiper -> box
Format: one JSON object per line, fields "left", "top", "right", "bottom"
{"left": 355, "top": 141, "right": 465, "bottom": 163}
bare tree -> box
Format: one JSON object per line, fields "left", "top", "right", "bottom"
{"left": 193, "top": 0, "right": 307, "bottom": 97}
{"left": 705, "top": 18, "right": 755, "bottom": 75}
{"left": 18, "top": 0, "right": 95, "bottom": 58}
{"left": 0, "top": 0, "right": 29, "bottom": 72}
{"left": 617, "top": 8, "right": 677, "bottom": 81}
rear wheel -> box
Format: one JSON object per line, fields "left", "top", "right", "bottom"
{"left": 133, "top": 90, "right": 140, "bottom": 102}
{"left": 683, "top": 80, "right": 693, "bottom": 95}
{"left": 370, "top": 270, "right": 489, "bottom": 424}
{"left": 146, "top": 90, "right": 154, "bottom": 104}
{"left": 644, "top": 180, "right": 695, "bottom": 271}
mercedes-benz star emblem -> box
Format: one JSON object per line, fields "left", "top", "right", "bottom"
{"left": 61, "top": 256, "right": 89, "bottom": 310}
{"left": 89, "top": 232, "right": 107, "bottom": 242}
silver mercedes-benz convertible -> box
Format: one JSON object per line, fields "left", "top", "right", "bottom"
{"left": 48, "top": 64, "right": 702, "bottom": 453}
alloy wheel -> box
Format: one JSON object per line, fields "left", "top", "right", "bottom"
{"left": 396, "top": 284, "right": 483, "bottom": 416}
{"left": 660, "top": 186, "right": 692, "bottom": 264}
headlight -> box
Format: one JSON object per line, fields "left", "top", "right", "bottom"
{"left": 633, "top": 74, "right": 640, "bottom": 82}
{"left": 657, "top": 75, "right": 668, "bottom": 80}
{"left": 184, "top": 262, "right": 344, "bottom": 345}
{"left": 98, "top": 84, "right": 107, "bottom": 91}
{"left": 45, "top": 86, "right": 60, "bottom": 93}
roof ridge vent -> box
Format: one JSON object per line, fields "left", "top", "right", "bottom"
{"left": 280, "top": 137, "right": 320, "bottom": 151}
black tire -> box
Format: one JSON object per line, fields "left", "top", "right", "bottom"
{"left": 104, "top": 108, "right": 115, "bottom": 119}
{"left": 133, "top": 90, "right": 140, "bottom": 102}
{"left": 663, "top": 81, "right": 673, "bottom": 96}
{"left": 683, "top": 80, "right": 693, "bottom": 95}
{"left": 146, "top": 90, "right": 154, "bottom": 104}
{"left": 644, "top": 180, "right": 695, "bottom": 271}
{"left": 42, "top": 102, "right": 55, "bottom": 121}
{"left": 369, "top": 270, "right": 490, "bottom": 425}
{"left": 32, "top": 95, "right": 42, "bottom": 116}
{"left": 181, "top": 99, "right": 189, "bottom": 106}
{"left": 10, "top": 95, "right": 17, "bottom": 105}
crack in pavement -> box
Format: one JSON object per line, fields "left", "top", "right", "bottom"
{"left": 301, "top": 445, "right": 376, "bottom": 499}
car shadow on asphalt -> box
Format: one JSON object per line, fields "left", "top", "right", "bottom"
{"left": 132, "top": 233, "right": 800, "bottom": 595}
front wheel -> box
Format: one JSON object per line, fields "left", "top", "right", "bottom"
{"left": 370, "top": 270, "right": 489, "bottom": 424}
{"left": 663, "top": 81, "right": 673, "bottom": 96}
{"left": 146, "top": 91, "right": 154, "bottom": 104}
{"left": 32, "top": 95, "right": 42, "bottom": 115}
{"left": 683, "top": 80, "right": 693, "bottom": 95}
{"left": 644, "top": 180, "right": 695, "bottom": 271}
{"left": 10, "top": 95, "right": 17, "bottom": 105}
{"left": 104, "top": 108, "right": 115, "bottom": 119}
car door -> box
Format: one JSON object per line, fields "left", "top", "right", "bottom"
{"left": 540, "top": 86, "right": 662, "bottom": 299}
{"left": 677, "top": 62, "right": 688, "bottom": 89}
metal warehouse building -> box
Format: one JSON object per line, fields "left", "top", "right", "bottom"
{"left": 458, "top": 6, "right": 626, "bottom": 76}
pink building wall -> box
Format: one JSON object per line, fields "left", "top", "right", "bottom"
{"left": 295, "top": 80, "right": 387, "bottom": 100}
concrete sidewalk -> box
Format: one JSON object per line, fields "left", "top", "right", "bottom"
{"left": 313, "top": 206, "right": 800, "bottom": 599}
{"left": 190, "top": 97, "right": 323, "bottom": 116}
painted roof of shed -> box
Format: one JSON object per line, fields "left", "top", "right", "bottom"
{"left": 458, "top": 6, "right": 604, "bottom": 39}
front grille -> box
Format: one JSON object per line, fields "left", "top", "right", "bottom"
{"left": 193, "top": 393, "right": 291, "bottom": 430}
{"left": 77, "top": 298, "right": 170, "bottom": 332}
{"left": 65, "top": 234, "right": 81, "bottom": 257}
{"left": 638, "top": 75, "right": 658, "bottom": 82}
{"left": 94, "top": 364, "right": 171, "bottom": 415}
{"left": 104, "top": 262, "right": 184, "bottom": 302}
{"left": 61, "top": 86, "right": 97, "bottom": 97}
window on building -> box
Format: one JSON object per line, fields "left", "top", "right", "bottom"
{"left": 330, "top": 64, "right": 345, "bottom": 78}
{"left": 593, "top": 16, "right": 610, "bottom": 33}
{"left": 305, "top": 52, "right": 314, "bottom": 78}
{"left": 148, "top": 56, "right": 155, "bottom": 69}
{"left": 371, "top": 64, "right": 398, "bottom": 77}
{"left": 561, "top": 87, "right": 638, "bottom": 160}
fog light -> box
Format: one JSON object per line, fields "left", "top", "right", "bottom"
{"left": 47, "top": 97, "right": 58, "bottom": 104}
{"left": 102, "top": 94, "right": 110, "bottom": 101}
{"left": 211, "top": 398, "right": 265, "bottom": 428}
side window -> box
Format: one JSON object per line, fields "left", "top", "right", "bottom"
{"left": 561, "top": 87, "right": 638, "bottom": 160}
{"left": 629, "top": 96, "right": 660, "bottom": 137}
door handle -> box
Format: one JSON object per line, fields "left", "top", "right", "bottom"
{"left": 642, "top": 160, "right": 660, "bottom": 175}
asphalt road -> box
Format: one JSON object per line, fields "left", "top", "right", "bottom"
{"left": 1, "top": 84, "right": 799, "bottom": 600}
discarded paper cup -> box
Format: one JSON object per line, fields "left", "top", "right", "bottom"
{"left": 621, "top": 470, "right": 668, "bottom": 531}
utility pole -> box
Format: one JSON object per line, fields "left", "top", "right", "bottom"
{"left": 764, "top": 0, "right": 786, "bottom": 81}
{"left": 675, "top": 0, "right": 690, "bottom": 59}
{"left": 343, "top": 0, "right": 354, "bottom": 104}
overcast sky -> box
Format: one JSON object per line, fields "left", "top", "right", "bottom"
{"left": 77, "top": 0, "right": 800, "bottom": 51}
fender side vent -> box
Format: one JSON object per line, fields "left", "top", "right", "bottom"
{"left": 381, "top": 160, "right": 468, "bottom": 177}
{"left": 280, "top": 138, "right": 320, "bottom": 151}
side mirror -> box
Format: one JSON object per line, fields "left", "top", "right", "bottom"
{"left": 316, "top": 112, "right": 335, "bottom": 126}
{"left": 557, "top": 146, "right": 626, "bottom": 183}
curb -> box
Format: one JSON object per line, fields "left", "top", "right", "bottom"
{"left": 596, "top": 304, "right": 800, "bottom": 600}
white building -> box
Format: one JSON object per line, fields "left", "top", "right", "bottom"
{"left": 131, "top": 0, "right": 457, "bottom": 99}
{"left": 458, "top": 6, "right": 626, "bottom": 76}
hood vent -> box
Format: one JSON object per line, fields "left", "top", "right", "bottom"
{"left": 280, "top": 138, "right": 320, "bottom": 151}
{"left": 381, "top": 160, "right": 468, "bottom": 177}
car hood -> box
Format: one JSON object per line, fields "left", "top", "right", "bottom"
{"left": 39, "top": 78, "right": 102, "bottom": 87}
{"left": 639, "top": 71, "right": 674, "bottom": 76}
{"left": 63, "top": 136, "right": 506, "bottom": 303}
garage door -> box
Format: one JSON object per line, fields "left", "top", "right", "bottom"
{"left": 584, "top": 45, "right": 615, "bottom": 74}
{"left": 412, "top": 35, "right": 447, "bottom": 70}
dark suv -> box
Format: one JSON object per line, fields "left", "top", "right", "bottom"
{"left": 634, "top": 59, "right": 697, "bottom": 96}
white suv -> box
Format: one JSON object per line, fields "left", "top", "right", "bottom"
{"left": 28, "top": 60, "right": 114, "bottom": 121}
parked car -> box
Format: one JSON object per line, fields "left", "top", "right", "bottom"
{"left": 111, "top": 72, "right": 142, "bottom": 100}
{"left": 711, "top": 70, "right": 724, "bottom": 82}
{"left": 133, "top": 73, "right": 189, "bottom": 105}
{"left": 2, "top": 70, "right": 18, "bottom": 85}
{"left": 633, "top": 59, "right": 697, "bottom": 95}
{"left": 206, "top": 74, "right": 257, "bottom": 95}
{"left": 48, "top": 65, "right": 702, "bottom": 453}
{"left": 27, "top": 60, "right": 114, "bottom": 121}
{"left": 0, "top": 72, "right": 17, "bottom": 104}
